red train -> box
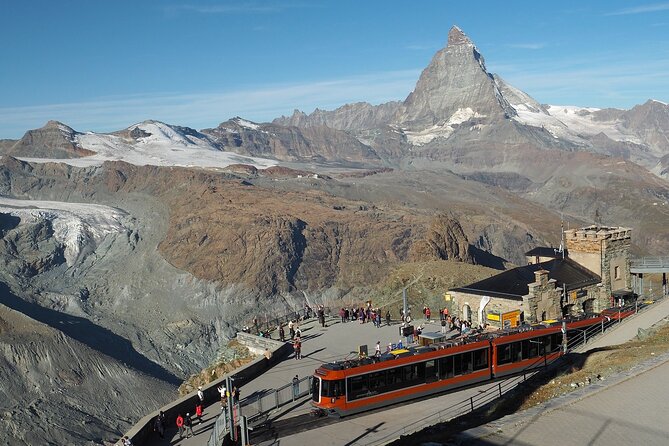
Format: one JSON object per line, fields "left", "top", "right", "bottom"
{"left": 311, "top": 315, "right": 608, "bottom": 416}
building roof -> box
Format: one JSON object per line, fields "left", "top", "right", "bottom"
{"left": 524, "top": 246, "right": 568, "bottom": 258}
{"left": 451, "top": 258, "right": 600, "bottom": 300}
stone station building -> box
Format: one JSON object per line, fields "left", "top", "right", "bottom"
{"left": 449, "top": 226, "right": 632, "bottom": 326}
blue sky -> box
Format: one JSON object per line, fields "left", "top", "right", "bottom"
{"left": 1, "top": 0, "right": 669, "bottom": 138}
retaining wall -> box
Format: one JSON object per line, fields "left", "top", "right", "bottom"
{"left": 124, "top": 333, "right": 292, "bottom": 445}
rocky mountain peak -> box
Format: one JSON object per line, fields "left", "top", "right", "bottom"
{"left": 398, "top": 26, "right": 515, "bottom": 130}
{"left": 447, "top": 25, "right": 472, "bottom": 46}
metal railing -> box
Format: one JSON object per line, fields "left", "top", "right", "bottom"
{"left": 242, "top": 375, "right": 313, "bottom": 419}
{"left": 207, "top": 375, "right": 313, "bottom": 445}
{"left": 207, "top": 409, "right": 228, "bottom": 446}
{"left": 631, "top": 257, "right": 669, "bottom": 269}
{"left": 242, "top": 307, "right": 333, "bottom": 337}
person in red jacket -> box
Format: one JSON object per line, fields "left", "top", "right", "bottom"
{"left": 176, "top": 413, "right": 185, "bottom": 439}
{"left": 195, "top": 403, "right": 203, "bottom": 424}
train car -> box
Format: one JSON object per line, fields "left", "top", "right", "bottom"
{"left": 312, "top": 314, "right": 605, "bottom": 417}
{"left": 312, "top": 339, "right": 491, "bottom": 417}
{"left": 491, "top": 315, "right": 604, "bottom": 378}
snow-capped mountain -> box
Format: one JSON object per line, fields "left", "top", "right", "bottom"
{"left": 2, "top": 26, "right": 668, "bottom": 177}
{"left": 6, "top": 119, "right": 278, "bottom": 170}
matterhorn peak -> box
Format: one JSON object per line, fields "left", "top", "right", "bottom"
{"left": 398, "top": 25, "right": 515, "bottom": 130}
{"left": 448, "top": 25, "right": 473, "bottom": 46}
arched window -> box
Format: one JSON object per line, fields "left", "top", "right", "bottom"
{"left": 463, "top": 304, "right": 472, "bottom": 323}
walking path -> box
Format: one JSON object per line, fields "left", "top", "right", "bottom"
{"left": 454, "top": 352, "right": 669, "bottom": 445}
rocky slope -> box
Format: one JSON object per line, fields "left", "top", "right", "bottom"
{"left": 0, "top": 296, "right": 175, "bottom": 446}
{"left": 3, "top": 120, "right": 95, "bottom": 159}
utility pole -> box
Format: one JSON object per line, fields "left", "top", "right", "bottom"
{"left": 403, "top": 287, "right": 407, "bottom": 323}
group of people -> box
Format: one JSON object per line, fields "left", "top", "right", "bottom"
{"left": 338, "top": 303, "right": 391, "bottom": 327}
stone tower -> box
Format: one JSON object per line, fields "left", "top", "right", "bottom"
{"left": 564, "top": 226, "right": 632, "bottom": 309}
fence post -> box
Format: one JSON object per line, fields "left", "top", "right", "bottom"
{"left": 275, "top": 389, "right": 279, "bottom": 409}
{"left": 601, "top": 319, "right": 604, "bottom": 334}
{"left": 498, "top": 382, "right": 503, "bottom": 398}
{"left": 257, "top": 394, "right": 263, "bottom": 413}
{"left": 583, "top": 331, "right": 586, "bottom": 345}
{"left": 470, "top": 397, "right": 474, "bottom": 412}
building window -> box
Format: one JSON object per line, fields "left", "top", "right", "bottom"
{"left": 614, "top": 265, "right": 620, "bottom": 280}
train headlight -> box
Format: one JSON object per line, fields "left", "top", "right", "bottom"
{"left": 331, "top": 397, "right": 336, "bottom": 403}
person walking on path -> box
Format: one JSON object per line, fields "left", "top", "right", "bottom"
{"left": 195, "top": 402, "right": 204, "bottom": 424}
{"left": 184, "top": 413, "right": 194, "bottom": 438}
{"left": 294, "top": 339, "right": 302, "bottom": 360}
{"left": 375, "top": 341, "right": 381, "bottom": 357}
{"left": 292, "top": 375, "right": 300, "bottom": 399}
{"left": 197, "top": 386, "right": 204, "bottom": 404}
{"left": 176, "top": 413, "right": 185, "bottom": 439}
{"left": 386, "top": 310, "right": 391, "bottom": 326}
{"left": 279, "top": 324, "right": 285, "bottom": 342}
{"left": 153, "top": 411, "right": 165, "bottom": 438}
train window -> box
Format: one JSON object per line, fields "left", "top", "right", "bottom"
{"left": 347, "top": 375, "right": 369, "bottom": 401}
{"left": 416, "top": 362, "right": 426, "bottom": 381}
{"left": 497, "top": 344, "right": 512, "bottom": 365}
{"left": 541, "top": 335, "right": 552, "bottom": 353}
{"left": 461, "top": 352, "right": 473, "bottom": 374}
{"left": 403, "top": 364, "right": 422, "bottom": 386}
{"left": 368, "top": 371, "right": 387, "bottom": 393}
{"left": 322, "top": 379, "right": 345, "bottom": 397}
{"left": 523, "top": 340, "right": 539, "bottom": 359}
{"left": 473, "top": 349, "right": 489, "bottom": 371}
{"left": 386, "top": 367, "right": 403, "bottom": 391}
{"left": 439, "top": 356, "right": 454, "bottom": 378}
{"left": 511, "top": 342, "right": 522, "bottom": 362}
{"left": 453, "top": 354, "right": 463, "bottom": 375}
{"left": 425, "top": 360, "right": 438, "bottom": 383}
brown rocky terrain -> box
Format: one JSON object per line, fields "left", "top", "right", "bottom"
{"left": 3, "top": 120, "right": 94, "bottom": 159}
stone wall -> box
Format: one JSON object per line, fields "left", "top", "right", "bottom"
{"left": 524, "top": 270, "right": 562, "bottom": 322}
{"left": 449, "top": 291, "right": 522, "bottom": 327}
{"left": 565, "top": 226, "right": 631, "bottom": 311}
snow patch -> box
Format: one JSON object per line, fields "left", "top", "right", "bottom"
{"left": 545, "top": 105, "right": 643, "bottom": 144}
{"left": 232, "top": 117, "right": 260, "bottom": 130}
{"left": 406, "top": 108, "right": 485, "bottom": 146}
{"left": 0, "top": 197, "right": 131, "bottom": 267}
{"left": 17, "top": 124, "right": 278, "bottom": 170}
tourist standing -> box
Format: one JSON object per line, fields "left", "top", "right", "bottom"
{"left": 292, "top": 375, "right": 300, "bottom": 399}
{"left": 176, "top": 413, "right": 185, "bottom": 439}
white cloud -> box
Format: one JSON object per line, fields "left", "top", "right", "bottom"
{"left": 0, "top": 70, "right": 420, "bottom": 138}
{"left": 606, "top": 2, "right": 669, "bottom": 15}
